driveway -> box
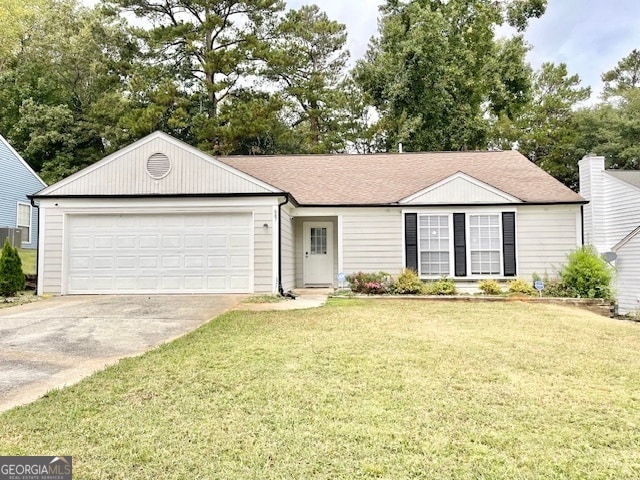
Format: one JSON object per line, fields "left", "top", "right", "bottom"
{"left": 0, "top": 295, "right": 245, "bottom": 413}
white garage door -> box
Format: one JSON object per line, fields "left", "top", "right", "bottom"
{"left": 66, "top": 213, "right": 253, "bottom": 294}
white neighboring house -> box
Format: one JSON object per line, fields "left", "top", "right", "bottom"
{"left": 579, "top": 155, "right": 640, "bottom": 315}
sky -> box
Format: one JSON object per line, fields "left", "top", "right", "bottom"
{"left": 287, "top": 0, "right": 640, "bottom": 101}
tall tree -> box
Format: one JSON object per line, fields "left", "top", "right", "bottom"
{"left": 0, "top": 0, "right": 138, "bottom": 183}
{"left": 516, "top": 62, "right": 590, "bottom": 189}
{"left": 104, "top": 0, "right": 285, "bottom": 151}
{"left": 354, "top": 0, "right": 543, "bottom": 152}
{"left": 602, "top": 49, "right": 640, "bottom": 99}
{"left": 264, "top": 4, "right": 349, "bottom": 153}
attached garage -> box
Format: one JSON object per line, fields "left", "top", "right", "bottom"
{"left": 66, "top": 213, "right": 252, "bottom": 294}
{"left": 33, "top": 132, "right": 284, "bottom": 296}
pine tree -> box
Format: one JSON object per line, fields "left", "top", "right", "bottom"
{"left": 0, "top": 238, "right": 26, "bottom": 297}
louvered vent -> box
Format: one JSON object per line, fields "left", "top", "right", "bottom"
{"left": 146, "top": 152, "right": 171, "bottom": 179}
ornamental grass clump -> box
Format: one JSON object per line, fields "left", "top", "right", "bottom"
{"left": 507, "top": 278, "right": 537, "bottom": 296}
{"left": 0, "top": 238, "right": 26, "bottom": 297}
{"left": 477, "top": 279, "right": 503, "bottom": 295}
{"left": 423, "top": 277, "right": 456, "bottom": 295}
{"left": 389, "top": 269, "right": 424, "bottom": 294}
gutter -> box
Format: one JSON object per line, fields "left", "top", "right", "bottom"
{"left": 29, "top": 197, "right": 40, "bottom": 295}
{"left": 277, "top": 195, "right": 293, "bottom": 297}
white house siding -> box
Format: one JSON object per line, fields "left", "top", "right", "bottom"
{"left": 405, "top": 175, "right": 518, "bottom": 204}
{"left": 602, "top": 174, "right": 640, "bottom": 246}
{"left": 280, "top": 203, "right": 296, "bottom": 292}
{"left": 614, "top": 234, "right": 640, "bottom": 315}
{"left": 579, "top": 156, "right": 607, "bottom": 250}
{"left": 37, "top": 197, "right": 277, "bottom": 295}
{"left": 39, "top": 134, "right": 277, "bottom": 197}
{"left": 341, "top": 208, "right": 403, "bottom": 275}
{"left": 516, "top": 204, "right": 581, "bottom": 279}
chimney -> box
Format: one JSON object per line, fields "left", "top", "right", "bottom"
{"left": 578, "top": 155, "right": 607, "bottom": 251}
{"left": 398, "top": 142, "right": 403, "bottom": 153}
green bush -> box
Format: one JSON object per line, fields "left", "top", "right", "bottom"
{"left": 0, "top": 238, "right": 26, "bottom": 297}
{"left": 539, "top": 274, "right": 573, "bottom": 298}
{"left": 346, "top": 271, "right": 392, "bottom": 295}
{"left": 423, "top": 277, "right": 456, "bottom": 295}
{"left": 389, "top": 269, "right": 424, "bottom": 294}
{"left": 508, "top": 278, "right": 537, "bottom": 296}
{"left": 477, "top": 279, "right": 503, "bottom": 295}
{"left": 560, "top": 246, "right": 613, "bottom": 299}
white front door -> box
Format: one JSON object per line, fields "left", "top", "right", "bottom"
{"left": 303, "top": 222, "right": 333, "bottom": 286}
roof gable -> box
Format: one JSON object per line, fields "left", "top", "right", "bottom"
{"left": 400, "top": 172, "right": 522, "bottom": 204}
{"left": 36, "top": 132, "right": 279, "bottom": 197}
{"left": 0, "top": 135, "right": 46, "bottom": 188}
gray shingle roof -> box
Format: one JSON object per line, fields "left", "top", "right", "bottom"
{"left": 219, "top": 150, "right": 584, "bottom": 205}
{"left": 606, "top": 170, "right": 640, "bottom": 190}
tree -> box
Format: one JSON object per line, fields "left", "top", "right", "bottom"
{"left": 265, "top": 4, "right": 349, "bottom": 152}
{"left": 104, "top": 0, "right": 285, "bottom": 151}
{"left": 0, "top": 0, "right": 46, "bottom": 71}
{"left": 0, "top": 239, "right": 25, "bottom": 297}
{"left": 602, "top": 49, "right": 640, "bottom": 99}
{"left": 0, "top": 0, "right": 139, "bottom": 183}
{"left": 516, "top": 62, "right": 591, "bottom": 189}
{"left": 354, "top": 0, "right": 542, "bottom": 152}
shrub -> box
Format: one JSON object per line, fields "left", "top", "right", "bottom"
{"left": 507, "top": 278, "right": 536, "bottom": 296}
{"left": 540, "top": 274, "right": 572, "bottom": 298}
{"left": 560, "top": 245, "right": 613, "bottom": 299}
{"left": 0, "top": 238, "right": 26, "bottom": 297}
{"left": 423, "top": 277, "right": 456, "bottom": 295}
{"left": 389, "top": 269, "right": 424, "bottom": 294}
{"left": 477, "top": 279, "right": 503, "bottom": 295}
{"left": 346, "top": 271, "right": 392, "bottom": 295}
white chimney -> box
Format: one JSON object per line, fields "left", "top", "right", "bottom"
{"left": 578, "top": 155, "right": 607, "bottom": 251}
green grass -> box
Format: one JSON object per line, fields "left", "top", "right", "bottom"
{"left": 1, "top": 299, "right": 640, "bottom": 479}
{"left": 17, "top": 248, "right": 36, "bottom": 275}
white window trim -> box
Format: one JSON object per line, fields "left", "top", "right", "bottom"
{"left": 417, "top": 213, "right": 454, "bottom": 278}
{"left": 414, "top": 209, "right": 517, "bottom": 279}
{"left": 467, "top": 213, "right": 503, "bottom": 276}
{"left": 16, "top": 202, "right": 32, "bottom": 245}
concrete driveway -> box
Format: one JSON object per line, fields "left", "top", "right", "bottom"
{"left": 0, "top": 295, "right": 245, "bottom": 413}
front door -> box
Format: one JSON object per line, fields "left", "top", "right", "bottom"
{"left": 303, "top": 222, "right": 334, "bottom": 285}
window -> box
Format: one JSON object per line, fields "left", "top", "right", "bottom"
{"left": 418, "top": 215, "right": 450, "bottom": 276}
{"left": 17, "top": 203, "right": 31, "bottom": 244}
{"left": 469, "top": 215, "right": 501, "bottom": 275}
{"left": 310, "top": 227, "right": 327, "bottom": 255}
{"left": 412, "top": 212, "right": 514, "bottom": 278}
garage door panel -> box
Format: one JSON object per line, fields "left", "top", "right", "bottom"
{"left": 66, "top": 213, "right": 253, "bottom": 294}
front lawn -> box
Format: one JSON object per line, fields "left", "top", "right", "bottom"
{"left": 17, "top": 248, "right": 36, "bottom": 275}
{"left": 1, "top": 300, "right": 639, "bottom": 478}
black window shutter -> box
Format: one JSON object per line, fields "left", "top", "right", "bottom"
{"left": 502, "top": 212, "right": 517, "bottom": 277}
{"left": 453, "top": 213, "right": 466, "bottom": 277}
{"left": 405, "top": 213, "right": 418, "bottom": 272}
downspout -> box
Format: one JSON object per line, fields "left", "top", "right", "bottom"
{"left": 30, "top": 197, "right": 40, "bottom": 295}
{"left": 277, "top": 195, "right": 290, "bottom": 297}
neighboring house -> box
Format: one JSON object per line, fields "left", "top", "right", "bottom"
{"left": 32, "top": 131, "right": 584, "bottom": 296}
{"left": 580, "top": 156, "right": 640, "bottom": 315}
{"left": 0, "top": 134, "right": 47, "bottom": 249}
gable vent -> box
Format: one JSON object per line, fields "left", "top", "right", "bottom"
{"left": 146, "top": 152, "right": 171, "bottom": 179}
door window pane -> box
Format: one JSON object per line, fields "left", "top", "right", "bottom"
{"left": 310, "top": 227, "right": 327, "bottom": 255}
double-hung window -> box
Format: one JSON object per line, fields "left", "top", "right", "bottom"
{"left": 412, "top": 212, "right": 513, "bottom": 278}
{"left": 418, "top": 215, "right": 450, "bottom": 276}
{"left": 468, "top": 214, "right": 501, "bottom": 275}
{"left": 17, "top": 203, "right": 31, "bottom": 244}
